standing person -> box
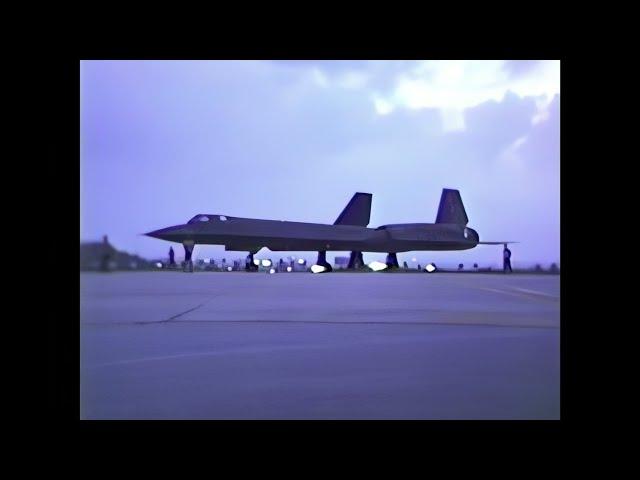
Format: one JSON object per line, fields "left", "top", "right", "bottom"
{"left": 503, "top": 244, "right": 513, "bottom": 273}
{"left": 169, "top": 246, "right": 175, "bottom": 266}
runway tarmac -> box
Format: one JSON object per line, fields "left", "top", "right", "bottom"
{"left": 80, "top": 271, "right": 560, "bottom": 419}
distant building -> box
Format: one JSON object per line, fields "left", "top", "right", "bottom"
{"left": 80, "top": 235, "right": 152, "bottom": 271}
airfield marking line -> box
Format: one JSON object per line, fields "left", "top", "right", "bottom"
{"left": 163, "top": 319, "right": 559, "bottom": 329}
{"left": 479, "top": 287, "right": 530, "bottom": 299}
{"left": 86, "top": 350, "right": 236, "bottom": 367}
{"left": 85, "top": 341, "right": 390, "bottom": 368}
{"left": 477, "top": 287, "right": 558, "bottom": 302}
{"left": 511, "top": 287, "right": 559, "bottom": 299}
{"left": 82, "top": 319, "right": 558, "bottom": 329}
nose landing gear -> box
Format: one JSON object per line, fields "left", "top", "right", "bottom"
{"left": 183, "top": 242, "right": 194, "bottom": 272}
{"left": 386, "top": 252, "right": 399, "bottom": 269}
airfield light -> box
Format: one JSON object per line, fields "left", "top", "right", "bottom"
{"left": 425, "top": 263, "right": 436, "bottom": 273}
{"left": 310, "top": 265, "right": 327, "bottom": 274}
{"left": 368, "top": 261, "right": 388, "bottom": 272}
{"left": 269, "top": 268, "right": 276, "bottom": 274}
{"left": 286, "top": 266, "right": 292, "bottom": 272}
{"left": 227, "top": 266, "right": 232, "bottom": 272}
{"left": 253, "top": 259, "right": 260, "bottom": 266}
{"left": 261, "top": 259, "right": 272, "bottom": 267}
{"left": 298, "top": 258, "right": 305, "bottom": 264}
{"left": 156, "top": 262, "right": 163, "bottom": 269}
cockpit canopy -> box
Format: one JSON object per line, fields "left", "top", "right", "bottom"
{"left": 187, "top": 214, "right": 232, "bottom": 224}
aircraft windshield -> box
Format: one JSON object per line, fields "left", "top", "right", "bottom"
{"left": 187, "top": 214, "right": 231, "bottom": 224}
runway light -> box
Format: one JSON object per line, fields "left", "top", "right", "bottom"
{"left": 269, "top": 268, "right": 276, "bottom": 274}
{"left": 156, "top": 262, "right": 163, "bottom": 268}
{"left": 261, "top": 259, "right": 272, "bottom": 267}
{"left": 425, "top": 263, "right": 437, "bottom": 273}
{"left": 310, "top": 265, "right": 326, "bottom": 273}
{"left": 286, "top": 266, "right": 292, "bottom": 272}
{"left": 298, "top": 258, "right": 305, "bottom": 264}
{"left": 368, "top": 261, "right": 388, "bottom": 272}
{"left": 253, "top": 259, "right": 260, "bottom": 266}
{"left": 227, "top": 266, "right": 232, "bottom": 272}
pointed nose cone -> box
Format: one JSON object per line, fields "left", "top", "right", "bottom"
{"left": 144, "top": 224, "right": 191, "bottom": 242}
{"left": 144, "top": 229, "right": 165, "bottom": 240}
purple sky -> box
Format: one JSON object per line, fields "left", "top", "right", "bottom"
{"left": 80, "top": 60, "right": 560, "bottom": 268}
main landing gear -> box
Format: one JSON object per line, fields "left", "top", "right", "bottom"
{"left": 386, "top": 252, "right": 399, "bottom": 269}
{"left": 245, "top": 252, "right": 259, "bottom": 271}
{"left": 316, "top": 251, "right": 333, "bottom": 272}
{"left": 348, "top": 251, "right": 365, "bottom": 269}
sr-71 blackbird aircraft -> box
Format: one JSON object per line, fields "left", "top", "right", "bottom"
{"left": 145, "top": 188, "right": 514, "bottom": 272}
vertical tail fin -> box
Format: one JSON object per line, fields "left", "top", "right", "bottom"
{"left": 435, "top": 188, "right": 468, "bottom": 225}
{"left": 334, "top": 192, "right": 372, "bottom": 226}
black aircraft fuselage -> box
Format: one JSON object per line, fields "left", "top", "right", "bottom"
{"left": 145, "top": 189, "right": 481, "bottom": 256}
{"left": 146, "top": 215, "right": 479, "bottom": 253}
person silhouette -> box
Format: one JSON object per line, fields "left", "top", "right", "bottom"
{"left": 503, "top": 244, "right": 513, "bottom": 273}
{"left": 169, "top": 246, "right": 175, "bottom": 266}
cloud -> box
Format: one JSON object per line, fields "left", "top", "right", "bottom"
{"left": 373, "top": 95, "right": 394, "bottom": 115}
{"left": 499, "top": 135, "right": 529, "bottom": 167}
{"left": 502, "top": 60, "right": 543, "bottom": 78}
{"left": 272, "top": 60, "right": 560, "bottom": 130}
{"left": 307, "top": 66, "right": 368, "bottom": 90}
{"left": 370, "top": 60, "right": 560, "bottom": 131}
